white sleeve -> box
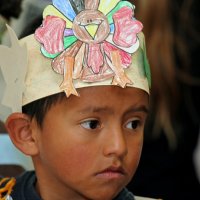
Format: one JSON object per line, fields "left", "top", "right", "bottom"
{"left": 135, "top": 196, "right": 162, "bottom": 200}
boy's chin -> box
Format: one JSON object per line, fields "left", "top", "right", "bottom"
{"left": 79, "top": 184, "right": 125, "bottom": 200}
{"left": 83, "top": 191, "right": 120, "bottom": 200}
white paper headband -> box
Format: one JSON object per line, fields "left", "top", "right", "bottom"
{"left": 0, "top": 0, "right": 151, "bottom": 122}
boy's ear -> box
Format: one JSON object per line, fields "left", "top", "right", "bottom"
{"left": 5, "top": 113, "right": 39, "bottom": 156}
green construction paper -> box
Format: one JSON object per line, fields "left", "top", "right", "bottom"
{"left": 142, "top": 41, "right": 151, "bottom": 88}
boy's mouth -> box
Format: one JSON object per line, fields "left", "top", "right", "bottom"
{"left": 95, "top": 166, "right": 126, "bottom": 179}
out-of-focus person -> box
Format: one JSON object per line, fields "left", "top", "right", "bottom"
{"left": 0, "top": 120, "right": 6, "bottom": 133}
{"left": 1, "top": 0, "right": 50, "bottom": 44}
{"left": 194, "top": 130, "right": 200, "bottom": 182}
{"left": 127, "top": 0, "right": 200, "bottom": 199}
{"left": 0, "top": 0, "right": 23, "bottom": 43}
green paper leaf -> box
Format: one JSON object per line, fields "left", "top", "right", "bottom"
{"left": 142, "top": 44, "right": 151, "bottom": 88}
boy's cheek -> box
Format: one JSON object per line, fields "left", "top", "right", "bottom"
{"left": 62, "top": 145, "right": 95, "bottom": 171}
{"left": 125, "top": 139, "right": 143, "bottom": 172}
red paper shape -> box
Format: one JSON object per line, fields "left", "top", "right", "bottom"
{"left": 35, "top": 16, "right": 66, "bottom": 54}
{"left": 113, "top": 7, "right": 143, "bottom": 48}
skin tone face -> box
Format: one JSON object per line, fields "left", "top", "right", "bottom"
{"left": 32, "top": 86, "right": 149, "bottom": 200}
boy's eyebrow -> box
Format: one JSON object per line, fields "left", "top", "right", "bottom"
{"left": 78, "top": 105, "right": 149, "bottom": 115}
{"left": 79, "top": 106, "right": 114, "bottom": 114}
{"left": 124, "top": 105, "right": 149, "bottom": 116}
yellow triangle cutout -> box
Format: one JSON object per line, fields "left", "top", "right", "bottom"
{"left": 85, "top": 24, "right": 99, "bottom": 39}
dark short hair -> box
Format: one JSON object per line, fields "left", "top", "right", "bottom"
{"left": 22, "top": 92, "right": 66, "bottom": 127}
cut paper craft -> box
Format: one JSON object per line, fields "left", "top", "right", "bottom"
{"left": 85, "top": 24, "right": 99, "bottom": 39}
{"left": 103, "top": 41, "right": 132, "bottom": 68}
{"left": 106, "top": 1, "right": 134, "bottom": 24}
{"left": 106, "top": 35, "right": 140, "bottom": 54}
{"left": 43, "top": 5, "right": 73, "bottom": 29}
{"left": 35, "top": 0, "right": 148, "bottom": 97}
{"left": 87, "top": 43, "right": 104, "bottom": 74}
{"left": 53, "top": 0, "right": 76, "bottom": 21}
{"left": 113, "top": 7, "right": 143, "bottom": 47}
{"left": 35, "top": 16, "right": 66, "bottom": 54}
{"left": 98, "top": 0, "right": 120, "bottom": 15}
{"left": 73, "top": 43, "right": 86, "bottom": 79}
{"left": 64, "top": 29, "right": 74, "bottom": 37}
{"left": 0, "top": 25, "right": 27, "bottom": 122}
{"left": 85, "top": 0, "right": 100, "bottom": 10}
{"left": 60, "top": 56, "right": 79, "bottom": 97}
{"left": 109, "top": 51, "right": 132, "bottom": 87}
{"left": 0, "top": 0, "right": 150, "bottom": 123}
{"left": 52, "top": 40, "right": 82, "bottom": 74}
{"left": 81, "top": 62, "right": 114, "bottom": 82}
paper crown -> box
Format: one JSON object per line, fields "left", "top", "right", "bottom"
{"left": 0, "top": 0, "right": 151, "bottom": 122}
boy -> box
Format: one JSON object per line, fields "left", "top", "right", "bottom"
{"left": 0, "top": 0, "right": 157, "bottom": 199}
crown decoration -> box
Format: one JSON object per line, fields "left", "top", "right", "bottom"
{"left": 35, "top": 0, "right": 144, "bottom": 97}
{"left": 0, "top": 1, "right": 151, "bottom": 122}
{"left": 0, "top": 25, "right": 27, "bottom": 121}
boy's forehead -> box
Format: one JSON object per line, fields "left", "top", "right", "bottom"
{"left": 0, "top": 0, "right": 151, "bottom": 122}
{"left": 76, "top": 85, "right": 148, "bottom": 97}
{"left": 54, "top": 86, "right": 149, "bottom": 114}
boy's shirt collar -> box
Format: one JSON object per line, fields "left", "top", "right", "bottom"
{"left": 10, "top": 171, "right": 135, "bottom": 200}
{"left": 115, "top": 187, "right": 135, "bottom": 200}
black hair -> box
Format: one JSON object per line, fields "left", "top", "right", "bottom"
{"left": 22, "top": 92, "right": 66, "bottom": 127}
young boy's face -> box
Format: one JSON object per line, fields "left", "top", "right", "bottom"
{"left": 32, "top": 86, "right": 149, "bottom": 200}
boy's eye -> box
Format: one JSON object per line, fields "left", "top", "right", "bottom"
{"left": 81, "top": 120, "right": 100, "bottom": 130}
{"left": 125, "top": 120, "right": 140, "bottom": 130}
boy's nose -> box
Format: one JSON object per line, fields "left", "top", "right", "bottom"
{"left": 103, "top": 126, "right": 128, "bottom": 159}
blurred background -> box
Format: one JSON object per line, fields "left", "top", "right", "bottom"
{"left": 127, "top": 0, "right": 200, "bottom": 199}
{"left": 0, "top": 0, "right": 49, "bottom": 174}
{"left": 1, "top": 0, "right": 200, "bottom": 199}
{"left": 0, "top": 0, "right": 50, "bottom": 44}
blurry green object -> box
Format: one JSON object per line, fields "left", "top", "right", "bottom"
{"left": 0, "top": 16, "right": 7, "bottom": 44}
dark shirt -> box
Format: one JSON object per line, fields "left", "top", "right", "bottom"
{"left": 9, "top": 171, "right": 135, "bottom": 200}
